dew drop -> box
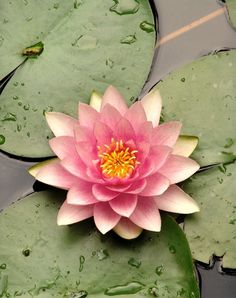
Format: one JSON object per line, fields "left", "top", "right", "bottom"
{"left": 0, "top": 264, "right": 6, "bottom": 270}
{"left": 3, "top": 18, "right": 9, "bottom": 24}
{"left": 128, "top": 257, "right": 141, "bottom": 268}
{"left": 70, "top": 290, "right": 88, "bottom": 298}
{"left": 22, "top": 248, "right": 31, "bottom": 257}
{"left": 97, "top": 249, "right": 109, "bottom": 261}
{"left": 12, "top": 96, "right": 19, "bottom": 100}
{"left": 181, "top": 77, "right": 186, "bottom": 82}
{"left": 53, "top": 3, "right": 59, "bottom": 9}
{"left": 17, "top": 124, "right": 22, "bottom": 132}
{"left": 26, "top": 16, "right": 33, "bottom": 22}
{"left": 23, "top": 0, "right": 28, "bottom": 5}
{"left": 79, "top": 255, "right": 85, "bottom": 272}
{"left": 148, "top": 286, "right": 158, "bottom": 296}
{"left": 168, "top": 244, "right": 176, "bottom": 254}
{"left": 224, "top": 137, "right": 234, "bottom": 148}
{"left": 23, "top": 104, "right": 30, "bottom": 111}
{"left": 120, "top": 34, "right": 136, "bottom": 44}
{"left": 110, "top": 0, "right": 139, "bottom": 15}
{"left": 0, "top": 36, "right": 4, "bottom": 47}
{"left": 71, "top": 35, "right": 98, "bottom": 49}
{"left": 2, "top": 113, "right": 17, "bottom": 122}
{"left": 74, "top": 0, "right": 83, "bottom": 9}
{"left": 106, "top": 59, "right": 114, "bottom": 69}
{"left": 139, "top": 21, "right": 155, "bottom": 33}
{"left": 155, "top": 265, "right": 164, "bottom": 276}
{"left": 0, "top": 135, "right": 6, "bottom": 145}
{"left": 13, "top": 82, "right": 19, "bottom": 87}
{"left": 105, "top": 281, "right": 144, "bottom": 296}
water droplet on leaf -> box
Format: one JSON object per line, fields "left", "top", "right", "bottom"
{"left": 0, "top": 135, "right": 6, "bottom": 145}
{"left": 105, "top": 281, "right": 144, "bottom": 296}
{"left": 110, "top": 0, "right": 139, "bottom": 15}
{"left": 120, "top": 34, "right": 136, "bottom": 44}
{"left": 128, "top": 257, "right": 141, "bottom": 268}
{"left": 140, "top": 21, "right": 154, "bottom": 33}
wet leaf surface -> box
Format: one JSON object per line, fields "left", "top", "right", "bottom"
{"left": 0, "top": 190, "right": 199, "bottom": 297}
{"left": 157, "top": 50, "right": 236, "bottom": 167}
{"left": 0, "top": 0, "right": 155, "bottom": 157}
{"left": 183, "top": 161, "right": 236, "bottom": 269}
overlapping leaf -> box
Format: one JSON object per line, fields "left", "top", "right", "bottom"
{"left": 0, "top": 191, "right": 199, "bottom": 297}
{"left": 183, "top": 162, "right": 236, "bottom": 269}
{"left": 158, "top": 51, "right": 236, "bottom": 167}
{"left": 0, "top": 0, "right": 155, "bottom": 157}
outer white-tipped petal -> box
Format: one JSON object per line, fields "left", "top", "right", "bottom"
{"left": 130, "top": 197, "right": 161, "bottom": 232}
{"left": 89, "top": 91, "right": 102, "bottom": 112}
{"left": 94, "top": 202, "right": 121, "bottom": 234}
{"left": 102, "top": 85, "right": 128, "bottom": 115}
{"left": 28, "top": 158, "right": 58, "bottom": 177}
{"left": 173, "top": 135, "right": 199, "bottom": 157}
{"left": 158, "top": 155, "right": 200, "bottom": 184}
{"left": 45, "top": 112, "right": 77, "bottom": 137}
{"left": 140, "top": 88, "right": 162, "bottom": 127}
{"left": 155, "top": 185, "right": 200, "bottom": 214}
{"left": 113, "top": 218, "right": 143, "bottom": 240}
{"left": 57, "top": 200, "right": 93, "bottom": 225}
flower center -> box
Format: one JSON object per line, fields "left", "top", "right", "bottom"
{"left": 98, "top": 138, "right": 139, "bottom": 179}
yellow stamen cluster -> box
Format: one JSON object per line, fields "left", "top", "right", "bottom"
{"left": 98, "top": 138, "right": 139, "bottom": 179}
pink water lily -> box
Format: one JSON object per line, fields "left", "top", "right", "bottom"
{"left": 29, "top": 86, "right": 200, "bottom": 239}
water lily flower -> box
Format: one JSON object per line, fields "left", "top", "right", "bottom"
{"left": 29, "top": 86, "right": 200, "bottom": 239}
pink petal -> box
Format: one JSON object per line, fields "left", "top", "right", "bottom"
{"left": 124, "top": 102, "right": 147, "bottom": 132}
{"left": 115, "top": 118, "right": 136, "bottom": 142}
{"left": 49, "top": 136, "right": 77, "bottom": 160}
{"left": 106, "top": 183, "right": 132, "bottom": 192}
{"left": 76, "top": 141, "right": 98, "bottom": 165}
{"left": 74, "top": 124, "right": 95, "bottom": 144}
{"left": 140, "top": 89, "right": 162, "bottom": 127}
{"left": 102, "top": 85, "right": 128, "bottom": 115}
{"left": 35, "top": 159, "right": 78, "bottom": 189}
{"left": 57, "top": 200, "right": 93, "bottom": 225}
{"left": 100, "top": 104, "right": 122, "bottom": 131}
{"left": 126, "top": 179, "right": 147, "bottom": 194}
{"left": 92, "top": 184, "right": 119, "bottom": 201}
{"left": 45, "top": 112, "right": 77, "bottom": 137}
{"left": 60, "top": 156, "right": 91, "bottom": 181}
{"left": 136, "top": 122, "right": 153, "bottom": 143}
{"left": 151, "top": 121, "right": 182, "bottom": 147}
{"left": 67, "top": 185, "right": 97, "bottom": 205}
{"left": 139, "top": 173, "right": 169, "bottom": 196}
{"left": 158, "top": 155, "right": 200, "bottom": 184}
{"left": 113, "top": 218, "right": 143, "bottom": 239}
{"left": 138, "top": 145, "right": 172, "bottom": 177}
{"left": 78, "top": 103, "right": 100, "bottom": 130}
{"left": 94, "top": 202, "right": 121, "bottom": 234}
{"left": 109, "top": 194, "right": 137, "bottom": 217}
{"left": 130, "top": 196, "right": 161, "bottom": 232}
{"left": 94, "top": 121, "right": 113, "bottom": 145}
{"left": 154, "top": 185, "right": 200, "bottom": 214}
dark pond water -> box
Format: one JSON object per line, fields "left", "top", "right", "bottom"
{"left": 0, "top": 0, "right": 236, "bottom": 297}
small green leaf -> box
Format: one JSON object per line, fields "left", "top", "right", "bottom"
{"left": 0, "top": 191, "right": 199, "bottom": 297}
{"left": 22, "top": 41, "right": 44, "bottom": 57}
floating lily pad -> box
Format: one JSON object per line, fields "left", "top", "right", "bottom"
{"left": 183, "top": 161, "right": 236, "bottom": 269}
{"left": 225, "top": 0, "right": 236, "bottom": 29}
{"left": 0, "top": 191, "right": 199, "bottom": 297}
{"left": 157, "top": 50, "right": 236, "bottom": 167}
{"left": 0, "top": 0, "right": 155, "bottom": 157}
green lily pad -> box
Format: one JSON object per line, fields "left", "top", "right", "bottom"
{"left": 0, "top": 191, "right": 199, "bottom": 297}
{"left": 225, "top": 0, "right": 236, "bottom": 29}
{"left": 183, "top": 161, "right": 236, "bottom": 269}
{"left": 157, "top": 50, "right": 236, "bottom": 167}
{"left": 0, "top": 0, "right": 155, "bottom": 157}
